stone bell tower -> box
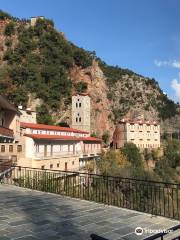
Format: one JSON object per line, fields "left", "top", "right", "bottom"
{"left": 72, "top": 94, "right": 90, "bottom": 133}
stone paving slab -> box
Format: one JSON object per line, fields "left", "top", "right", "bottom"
{"left": 0, "top": 185, "right": 179, "bottom": 240}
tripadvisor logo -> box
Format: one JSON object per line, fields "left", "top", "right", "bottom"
{"left": 135, "top": 227, "right": 144, "bottom": 236}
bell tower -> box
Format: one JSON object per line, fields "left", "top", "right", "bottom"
{"left": 72, "top": 94, "right": 90, "bottom": 133}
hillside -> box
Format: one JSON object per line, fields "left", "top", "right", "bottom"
{"left": 0, "top": 10, "right": 180, "bottom": 138}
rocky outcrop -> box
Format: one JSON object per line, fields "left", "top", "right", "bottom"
{"left": 69, "top": 60, "right": 115, "bottom": 137}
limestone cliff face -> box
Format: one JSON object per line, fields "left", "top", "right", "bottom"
{"left": 1, "top": 14, "right": 180, "bottom": 139}
{"left": 69, "top": 60, "right": 115, "bottom": 137}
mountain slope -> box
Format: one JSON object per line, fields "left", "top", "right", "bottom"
{"left": 0, "top": 11, "right": 179, "bottom": 138}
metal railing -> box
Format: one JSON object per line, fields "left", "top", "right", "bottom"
{"left": 90, "top": 225, "right": 180, "bottom": 240}
{"left": 143, "top": 224, "right": 180, "bottom": 240}
{"left": 0, "top": 160, "right": 13, "bottom": 172}
{"left": 1, "top": 166, "right": 180, "bottom": 220}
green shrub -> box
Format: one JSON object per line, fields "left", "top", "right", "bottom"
{"left": 4, "top": 22, "right": 15, "bottom": 36}
{"left": 74, "top": 82, "right": 88, "bottom": 93}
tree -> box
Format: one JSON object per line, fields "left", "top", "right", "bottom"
{"left": 91, "top": 132, "right": 97, "bottom": 137}
{"left": 97, "top": 150, "right": 129, "bottom": 176}
{"left": 121, "top": 142, "right": 143, "bottom": 168}
{"left": 163, "top": 140, "right": 180, "bottom": 168}
{"left": 4, "top": 22, "right": 15, "bottom": 36}
{"left": 36, "top": 104, "right": 54, "bottom": 125}
{"left": 74, "top": 82, "right": 88, "bottom": 93}
{"left": 57, "top": 122, "right": 69, "bottom": 127}
{"left": 144, "top": 148, "right": 152, "bottom": 161}
{"left": 102, "top": 131, "right": 110, "bottom": 145}
{"left": 0, "top": 10, "right": 13, "bottom": 20}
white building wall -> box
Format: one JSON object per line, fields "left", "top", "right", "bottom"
{"left": 25, "top": 137, "right": 35, "bottom": 158}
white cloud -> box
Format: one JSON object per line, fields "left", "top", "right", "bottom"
{"left": 171, "top": 79, "right": 180, "bottom": 99}
{"left": 154, "top": 59, "right": 180, "bottom": 69}
{"left": 172, "top": 61, "right": 180, "bottom": 68}
{"left": 154, "top": 59, "right": 169, "bottom": 67}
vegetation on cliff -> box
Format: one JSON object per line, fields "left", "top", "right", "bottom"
{"left": 0, "top": 10, "right": 179, "bottom": 125}
{"left": 98, "top": 141, "right": 180, "bottom": 183}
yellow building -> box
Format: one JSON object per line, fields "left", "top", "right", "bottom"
{"left": 113, "top": 119, "right": 160, "bottom": 149}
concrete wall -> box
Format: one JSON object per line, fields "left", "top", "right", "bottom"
{"left": 0, "top": 143, "right": 24, "bottom": 161}
{"left": 18, "top": 156, "right": 80, "bottom": 171}
{"left": 113, "top": 124, "right": 127, "bottom": 148}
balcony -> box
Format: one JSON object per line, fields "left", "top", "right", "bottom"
{"left": 0, "top": 126, "right": 13, "bottom": 138}
{"left": 0, "top": 167, "right": 180, "bottom": 240}
{"left": 34, "top": 151, "right": 78, "bottom": 160}
{"left": 83, "top": 149, "right": 102, "bottom": 155}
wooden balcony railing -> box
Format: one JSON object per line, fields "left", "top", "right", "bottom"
{"left": 0, "top": 126, "right": 13, "bottom": 138}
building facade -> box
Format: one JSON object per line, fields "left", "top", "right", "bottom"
{"left": 72, "top": 94, "right": 91, "bottom": 133}
{"left": 113, "top": 119, "right": 160, "bottom": 149}
{"left": 0, "top": 96, "right": 23, "bottom": 164}
{"left": 0, "top": 95, "right": 102, "bottom": 171}
{"left": 0, "top": 96, "right": 21, "bottom": 144}
{"left": 18, "top": 122, "right": 101, "bottom": 171}
{"left": 30, "top": 16, "right": 44, "bottom": 26}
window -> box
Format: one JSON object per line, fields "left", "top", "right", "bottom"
{"left": 17, "top": 145, "right": 22, "bottom": 152}
{"left": 76, "top": 117, "right": 78, "bottom": 122}
{"left": 79, "top": 117, "right": 81, "bottom": 122}
{"left": 57, "top": 163, "right": 60, "bottom": 168}
{"left": 36, "top": 144, "right": 39, "bottom": 153}
{"left": 9, "top": 145, "right": 13, "bottom": 152}
{"left": 72, "top": 161, "right": 74, "bottom": 165}
{"left": 41, "top": 165, "right": 45, "bottom": 170}
{"left": 76, "top": 103, "right": 78, "bottom": 108}
{"left": 79, "top": 103, "right": 81, "bottom": 107}
{"left": 50, "top": 164, "right": 53, "bottom": 169}
{"left": 1, "top": 145, "right": 5, "bottom": 152}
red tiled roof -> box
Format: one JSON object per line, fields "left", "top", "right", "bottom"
{"left": 119, "top": 119, "right": 159, "bottom": 125}
{"left": 24, "top": 134, "right": 102, "bottom": 142}
{"left": 79, "top": 137, "right": 102, "bottom": 142}
{"left": 20, "top": 122, "right": 89, "bottom": 134}
{"left": 72, "top": 93, "right": 89, "bottom": 96}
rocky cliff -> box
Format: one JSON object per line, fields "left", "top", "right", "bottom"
{"left": 0, "top": 11, "right": 180, "bottom": 140}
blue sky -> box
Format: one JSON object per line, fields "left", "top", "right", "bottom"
{"left": 1, "top": 0, "right": 180, "bottom": 102}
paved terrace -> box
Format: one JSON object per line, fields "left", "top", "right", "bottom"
{"left": 0, "top": 185, "right": 179, "bottom": 240}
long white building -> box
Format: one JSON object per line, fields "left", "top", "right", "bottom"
{"left": 113, "top": 119, "right": 160, "bottom": 149}
{"left": 18, "top": 122, "right": 101, "bottom": 171}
